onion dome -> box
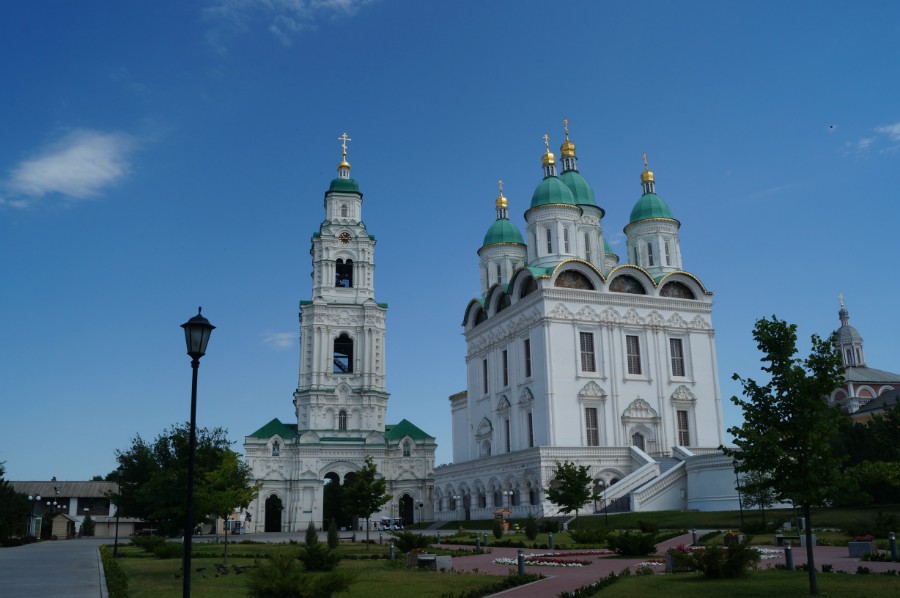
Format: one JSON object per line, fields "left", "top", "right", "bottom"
{"left": 560, "top": 118, "right": 576, "bottom": 157}
{"left": 604, "top": 238, "right": 615, "bottom": 256}
{"left": 483, "top": 180, "right": 525, "bottom": 247}
{"left": 629, "top": 153, "right": 675, "bottom": 223}
{"left": 837, "top": 300, "right": 863, "bottom": 345}
{"left": 560, "top": 170, "right": 599, "bottom": 209}
{"left": 329, "top": 132, "right": 359, "bottom": 193}
{"left": 531, "top": 134, "right": 576, "bottom": 208}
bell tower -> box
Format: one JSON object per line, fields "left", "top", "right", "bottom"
{"left": 294, "top": 133, "right": 389, "bottom": 434}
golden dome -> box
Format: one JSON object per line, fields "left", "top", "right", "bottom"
{"left": 542, "top": 150, "right": 556, "bottom": 166}
{"left": 641, "top": 167, "right": 654, "bottom": 182}
{"left": 338, "top": 159, "right": 351, "bottom": 170}
{"left": 496, "top": 193, "right": 508, "bottom": 209}
{"left": 560, "top": 139, "right": 576, "bottom": 157}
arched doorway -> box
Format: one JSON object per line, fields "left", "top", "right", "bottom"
{"left": 399, "top": 494, "right": 414, "bottom": 526}
{"left": 264, "top": 495, "right": 283, "bottom": 532}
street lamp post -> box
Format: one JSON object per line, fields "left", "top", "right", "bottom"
{"left": 114, "top": 466, "right": 124, "bottom": 558}
{"left": 27, "top": 494, "right": 41, "bottom": 537}
{"left": 732, "top": 460, "right": 745, "bottom": 530}
{"left": 502, "top": 490, "right": 512, "bottom": 527}
{"left": 181, "top": 308, "right": 215, "bottom": 598}
{"left": 453, "top": 495, "right": 461, "bottom": 526}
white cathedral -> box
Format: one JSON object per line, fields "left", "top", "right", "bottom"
{"left": 433, "top": 125, "right": 737, "bottom": 521}
{"left": 244, "top": 126, "right": 739, "bottom": 533}
{"left": 243, "top": 137, "right": 437, "bottom": 533}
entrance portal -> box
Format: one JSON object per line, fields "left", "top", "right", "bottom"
{"left": 264, "top": 495, "right": 283, "bottom": 532}
{"left": 399, "top": 494, "right": 414, "bottom": 526}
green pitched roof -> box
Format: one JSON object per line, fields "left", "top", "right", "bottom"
{"left": 384, "top": 419, "right": 433, "bottom": 440}
{"left": 328, "top": 178, "right": 360, "bottom": 193}
{"left": 482, "top": 218, "right": 525, "bottom": 247}
{"left": 248, "top": 418, "right": 299, "bottom": 439}
{"left": 629, "top": 192, "right": 674, "bottom": 223}
{"left": 530, "top": 176, "right": 576, "bottom": 208}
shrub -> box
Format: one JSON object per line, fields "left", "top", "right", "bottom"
{"left": 130, "top": 534, "right": 166, "bottom": 553}
{"left": 524, "top": 514, "right": 538, "bottom": 541}
{"left": 391, "top": 530, "right": 431, "bottom": 553}
{"left": 327, "top": 519, "right": 339, "bottom": 550}
{"left": 606, "top": 531, "right": 657, "bottom": 556}
{"left": 298, "top": 542, "right": 341, "bottom": 572}
{"left": 247, "top": 552, "right": 354, "bottom": 598}
{"left": 569, "top": 527, "right": 608, "bottom": 545}
{"left": 81, "top": 515, "right": 95, "bottom": 537}
{"left": 539, "top": 519, "right": 560, "bottom": 534}
{"left": 492, "top": 519, "right": 504, "bottom": 539}
{"left": 99, "top": 545, "right": 128, "bottom": 598}
{"left": 636, "top": 520, "right": 659, "bottom": 534}
{"left": 689, "top": 537, "right": 760, "bottom": 578}
{"left": 305, "top": 521, "right": 318, "bottom": 546}
{"left": 439, "top": 574, "right": 543, "bottom": 598}
{"left": 153, "top": 541, "right": 183, "bottom": 559}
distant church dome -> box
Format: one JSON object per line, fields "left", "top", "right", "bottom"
{"left": 482, "top": 218, "right": 525, "bottom": 247}
{"left": 629, "top": 192, "right": 673, "bottom": 222}
{"left": 559, "top": 169, "right": 597, "bottom": 208}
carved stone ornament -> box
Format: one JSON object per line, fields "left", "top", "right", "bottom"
{"left": 621, "top": 308, "right": 645, "bottom": 326}
{"left": 578, "top": 381, "right": 608, "bottom": 401}
{"left": 547, "top": 303, "right": 575, "bottom": 320}
{"left": 518, "top": 387, "right": 534, "bottom": 405}
{"left": 667, "top": 313, "right": 688, "bottom": 328}
{"left": 670, "top": 385, "right": 697, "bottom": 404}
{"left": 622, "top": 397, "right": 660, "bottom": 421}
{"left": 476, "top": 417, "right": 493, "bottom": 438}
{"left": 690, "top": 315, "right": 711, "bottom": 330}
{"left": 496, "top": 396, "right": 511, "bottom": 411}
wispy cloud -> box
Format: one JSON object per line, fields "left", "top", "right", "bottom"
{"left": 262, "top": 331, "right": 295, "bottom": 349}
{"left": 204, "top": 0, "right": 375, "bottom": 49}
{"left": 846, "top": 120, "right": 900, "bottom": 155}
{"left": 1, "top": 129, "right": 135, "bottom": 208}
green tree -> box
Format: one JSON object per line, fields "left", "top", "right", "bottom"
{"left": 341, "top": 455, "right": 390, "bottom": 549}
{"left": 327, "top": 518, "right": 339, "bottom": 549}
{"left": 834, "top": 403, "right": 900, "bottom": 504}
{"left": 724, "top": 316, "right": 845, "bottom": 595}
{"left": 738, "top": 468, "right": 778, "bottom": 526}
{"left": 545, "top": 460, "right": 594, "bottom": 528}
{"left": 114, "top": 424, "right": 256, "bottom": 537}
{"left": 81, "top": 514, "right": 96, "bottom": 536}
{"left": 0, "top": 461, "right": 29, "bottom": 540}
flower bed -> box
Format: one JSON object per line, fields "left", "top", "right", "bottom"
{"left": 493, "top": 555, "right": 592, "bottom": 567}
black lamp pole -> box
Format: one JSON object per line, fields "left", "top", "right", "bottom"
{"left": 732, "top": 460, "right": 745, "bottom": 529}
{"left": 181, "top": 308, "right": 214, "bottom": 598}
{"left": 114, "top": 467, "right": 124, "bottom": 557}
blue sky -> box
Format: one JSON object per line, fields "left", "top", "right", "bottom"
{"left": 2, "top": 1, "right": 898, "bottom": 481}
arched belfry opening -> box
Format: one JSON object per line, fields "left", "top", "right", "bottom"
{"left": 333, "top": 334, "right": 353, "bottom": 373}
{"left": 336, "top": 259, "right": 353, "bottom": 287}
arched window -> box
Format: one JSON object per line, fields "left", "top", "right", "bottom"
{"left": 660, "top": 281, "right": 696, "bottom": 299}
{"left": 333, "top": 334, "right": 353, "bottom": 373}
{"left": 338, "top": 410, "right": 348, "bottom": 431}
{"left": 340, "top": 204, "right": 348, "bottom": 217}
{"left": 335, "top": 259, "right": 353, "bottom": 287}
{"left": 402, "top": 440, "right": 411, "bottom": 457}
{"left": 272, "top": 441, "right": 280, "bottom": 456}
{"left": 609, "top": 275, "right": 646, "bottom": 295}
{"left": 555, "top": 270, "right": 594, "bottom": 290}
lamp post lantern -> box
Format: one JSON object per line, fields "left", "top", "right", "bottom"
{"left": 27, "top": 494, "right": 41, "bottom": 537}
{"left": 181, "top": 307, "right": 214, "bottom": 598}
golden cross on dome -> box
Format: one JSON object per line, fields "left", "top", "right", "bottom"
{"left": 642, "top": 152, "right": 649, "bottom": 169}
{"left": 838, "top": 293, "right": 844, "bottom": 307}
{"left": 543, "top": 134, "right": 550, "bottom": 151}
{"left": 497, "top": 179, "right": 504, "bottom": 194}
{"left": 338, "top": 132, "right": 351, "bottom": 157}
{"left": 563, "top": 118, "right": 570, "bottom": 140}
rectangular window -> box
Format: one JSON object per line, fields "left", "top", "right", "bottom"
{"left": 585, "top": 407, "right": 599, "bottom": 446}
{"left": 664, "top": 241, "right": 671, "bottom": 265}
{"left": 626, "top": 335, "right": 642, "bottom": 375}
{"left": 584, "top": 233, "right": 591, "bottom": 263}
{"left": 502, "top": 350, "right": 509, "bottom": 387}
{"left": 504, "top": 418, "right": 511, "bottom": 452}
{"left": 496, "top": 263, "right": 502, "bottom": 284}
{"left": 482, "top": 359, "right": 488, "bottom": 394}
{"left": 677, "top": 410, "right": 690, "bottom": 446}
{"left": 580, "top": 332, "right": 596, "bottom": 372}
{"left": 527, "top": 412, "right": 534, "bottom": 447}
{"left": 524, "top": 339, "right": 532, "bottom": 378}
{"left": 546, "top": 228, "right": 552, "bottom": 253}
{"left": 670, "top": 338, "right": 685, "bottom": 377}
{"left": 647, "top": 243, "right": 654, "bottom": 267}
{"left": 563, "top": 228, "right": 570, "bottom": 252}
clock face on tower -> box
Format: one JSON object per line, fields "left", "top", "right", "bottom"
{"left": 338, "top": 231, "right": 351, "bottom": 244}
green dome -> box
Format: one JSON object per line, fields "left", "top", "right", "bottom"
{"left": 604, "top": 239, "right": 615, "bottom": 255}
{"left": 328, "top": 177, "right": 360, "bottom": 193}
{"left": 530, "top": 176, "right": 576, "bottom": 208}
{"left": 559, "top": 170, "right": 596, "bottom": 207}
{"left": 629, "top": 192, "right": 674, "bottom": 223}
{"left": 482, "top": 218, "right": 525, "bottom": 247}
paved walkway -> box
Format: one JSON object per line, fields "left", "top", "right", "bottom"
{"left": 0, "top": 538, "right": 107, "bottom": 598}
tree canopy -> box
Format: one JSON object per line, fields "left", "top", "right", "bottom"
{"left": 114, "top": 424, "right": 257, "bottom": 536}
{"left": 341, "top": 455, "right": 390, "bottom": 547}
{"left": 0, "top": 461, "right": 29, "bottom": 540}
{"left": 545, "top": 460, "right": 594, "bottom": 526}
{"left": 724, "top": 316, "right": 845, "bottom": 595}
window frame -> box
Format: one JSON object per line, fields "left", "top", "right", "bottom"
{"left": 670, "top": 337, "right": 686, "bottom": 377}
{"left": 585, "top": 407, "right": 599, "bottom": 446}
{"left": 579, "top": 331, "right": 597, "bottom": 373}
{"left": 625, "top": 334, "right": 642, "bottom": 375}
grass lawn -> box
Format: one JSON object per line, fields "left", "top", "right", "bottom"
{"left": 114, "top": 542, "right": 509, "bottom": 598}
{"left": 592, "top": 570, "right": 900, "bottom": 598}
